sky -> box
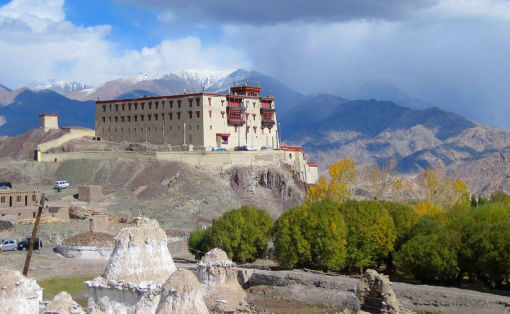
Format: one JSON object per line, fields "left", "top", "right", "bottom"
{"left": 1, "top": 0, "right": 510, "bottom": 129}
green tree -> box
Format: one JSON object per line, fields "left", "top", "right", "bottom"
{"left": 339, "top": 200, "right": 396, "bottom": 272}
{"left": 188, "top": 227, "right": 211, "bottom": 259}
{"left": 273, "top": 200, "right": 347, "bottom": 271}
{"left": 397, "top": 230, "right": 461, "bottom": 284}
{"left": 212, "top": 206, "right": 273, "bottom": 263}
{"left": 490, "top": 191, "right": 510, "bottom": 205}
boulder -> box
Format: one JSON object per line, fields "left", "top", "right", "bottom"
{"left": 0, "top": 268, "right": 42, "bottom": 314}
{"left": 356, "top": 269, "right": 403, "bottom": 313}
{"left": 198, "top": 248, "right": 248, "bottom": 312}
{"left": 156, "top": 269, "right": 209, "bottom": 314}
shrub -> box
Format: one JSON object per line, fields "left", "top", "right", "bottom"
{"left": 273, "top": 200, "right": 347, "bottom": 271}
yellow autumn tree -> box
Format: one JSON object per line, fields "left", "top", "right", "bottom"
{"left": 306, "top": 158, "right": 357, "bottom": 203}
{"left": 417, "top": 168, "right": 470, "bottom": 208}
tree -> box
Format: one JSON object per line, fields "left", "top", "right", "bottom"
{"left": 417, "top": 168, "right": 470, "bottom": 209}
{"left": 397, "top": 230, "right": 461, "bottom": 284}
{"left": 306, "top": 158, "right": 358, "bottom": 203}
{"left": 384, "top": 202, "right": 419, "bottom": 250}
{"left": 339, "top": 200, "right": 396, "bottom": 272}
{"left": 273, "top": 200, "right": 347, "bottom": 271}
{"left": 367, "top": 160, "right": 398, "bottom": 201}
{"left": 188, "top": 227, "right": 211, "bottom": 259}
{"left": 212, "top": 206, "right": 273, "bottom": 263}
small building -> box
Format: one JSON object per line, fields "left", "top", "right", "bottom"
{"left": 78, "top": 185, "right": 104, "bottom": 202}
{"left": 0, "top": 189, "right": 39, "bottom": 220}
{"left": 39, "top": 113, "right": 59, "bottom": 131}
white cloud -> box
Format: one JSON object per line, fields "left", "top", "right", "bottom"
{"left": 157, "top": 10, "right": 176, "bottom": 23}
{"left": 0, "top": 0, "right": 248, "bottom": 88}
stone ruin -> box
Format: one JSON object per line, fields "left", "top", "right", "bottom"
{"left": 156, "top": 268, "right": 209, "bottom": 313}
{"left": 356, "top": 269, "right": 404, "bottom": 313}
{"left": 85, "top": 217, "right": 177, "bottom": 313}
{"left": 44, "top": 291, "right": 84, "bottom": 314}
{"left": 198, "top": 248, "right": 249, "bottom": 313}
{"left": 0, "top": 268, "right": 42, "bottom": 314}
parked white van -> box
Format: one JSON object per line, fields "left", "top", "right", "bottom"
{"left": 53, "top": 181, "right": 70, "bottom": 189}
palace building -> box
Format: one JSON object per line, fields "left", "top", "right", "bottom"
{"left": 95, "top": 81, "right": 279, "bottom": 150}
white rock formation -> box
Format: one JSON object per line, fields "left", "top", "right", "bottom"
{"left": 85, "top": 217, "right": 177, "bottom": 313}
{"left": 198, "top": 248, "right": 248, "bottom": 312}
{"left": 156, "top": 269, "right": 209, "bottom": 314}
{"left": 44, "top": 291, "right": 84, "bottom": 314}
{"left": 0, "top": 268, "right": 42, "bottom": 314}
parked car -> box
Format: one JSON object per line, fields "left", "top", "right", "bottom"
{"left": 212, "top": 147, "right": 227, "bottom": 151}
{"left": 0, "top": 182, "right": 12, "bottom": 189}
{"left": 234, "top": 146, "right": 244, "bottom": 151}
{"left": 53, "top": 180, "right": 70, "bottom": 189}
{"left": 243, "top": 145, "right": 254, "bottom": 151}
{"left": 17, "top": 238, "right": 43, "bottom": 250}
{"left": 261, "top": 146, "right": 274, "bottom": 151}
{"left": 0, "top": 238, "right": 17, "bottom": 251}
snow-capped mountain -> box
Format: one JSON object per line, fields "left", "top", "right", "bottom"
{"left": 31, "top": 80, "right": 91, "bottom": 96}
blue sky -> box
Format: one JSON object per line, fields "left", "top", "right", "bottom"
{"left": 1, "top": 0, "right": 510, "bottom": 130}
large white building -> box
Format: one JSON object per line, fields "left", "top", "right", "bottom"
{"left": 95, "top": 82, "right": 279, "bottom": 150}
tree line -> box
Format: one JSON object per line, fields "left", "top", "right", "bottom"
{"left": 189, "top": 158, "right": 510, "bottom": 290}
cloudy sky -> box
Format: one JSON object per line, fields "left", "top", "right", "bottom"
{"left": 1, "top": 0, "right": 510, "bottom": 129}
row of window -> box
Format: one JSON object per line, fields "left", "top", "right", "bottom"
{"left": 100, "top": 110, "right": 270, "bottom": 124}
{"left": 102, "top": 124, "right": 272, "bottom": 135}
{"left": 0, "top": 194, "right": 37, "bottom": 203}
{"left": 101, "top": 98, "right": 272, "bottom": 113}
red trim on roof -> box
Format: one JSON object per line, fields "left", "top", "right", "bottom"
{"left": 307, "top": 162, "right": 318, "bottom": 167}
{"left": 216, "top": 133, "right": 230, "bottom": 137}
{"left": 281, "top": 145, "right": 303, "bottom": 152}
{"left": 39, "top": 113, "right": 58, "bottom": 117}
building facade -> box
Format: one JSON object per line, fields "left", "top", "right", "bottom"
{"left": 0, "top": 189, "right": 39, "bottom": 220}
{"left": 39, "top": 113, "right": 59, "bottom": 130}
{"left": 95, "top": 83, "right": 279, "bottom": 150}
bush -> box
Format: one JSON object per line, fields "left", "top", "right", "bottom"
{"left": 188, "top": 227, "right": 211, "bottom": 260}
{"left": 273, "top": 200, "right": 347, "bottom": 271}
{"left": 211, "top": 206, "right": 273, "bottom": 263}
{"left": 384, "top": 202, "right": 419, "bottom": 250}
{"left": 339, "top": 200, "right": 396, "bottom": 271}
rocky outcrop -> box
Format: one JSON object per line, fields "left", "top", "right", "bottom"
{"left": 230, "top": 166, "right": 304, "bottom": 218}
{"left": 85, "top": 217, "right": 177, "bottom": 313}
{"left": 356, "top": 269, "right": 404, "bottom": 314}
{"left": 44, "top": 291, "right": 84, "bottom": 314}
{"left": 0, "top": 268, "right": 43, "bottom": 314}
{"left": 198, "top": 248, "right": 248, "bottom": 312}
{"left": 156, "top": 269, "right": 209, "bottom": 314}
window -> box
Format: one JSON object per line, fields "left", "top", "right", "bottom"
{"left": 188, "top": 98, "right": 193, "bottom": 107}
{"left": 108, "top": 117, "right": 112, "bottom": 122}
{"left": 208, "top": 97, "right": 211, "bottom": 106}
{"left": 102, "top": 105, "right": 106, "bottom": 112}
{"left": 210, "top": 125, "right": 212, "bottom": 130}
{"left": 149, "top": 102, "right": 152, "bottom": 110}
{"left": 177, "top": 112, "right": 181, "bottom": 119}
{"left": 115, "top": 117, "right": 118, "bottom": 122}
{"left": 235, "top": 126, "right": 238, "bottom": 132}
{"left": 0, "top": 196, "right": 4, "bottom": 203}
{"left": 17, "top": 196, "right": 21, "bottom": 202}
{"left": 221, "top": 111, "right": 225, "bottom": 118}
{"left": 128, "top": 116, "right": 131, "bottom": 122}
{"left": 155, "top": 102, "right": 158, "bottom": 109}
{"left": 134, "top": 115, "right": 138, "bottom": 122}
{"left": 170, "top": 100, "right": 173, "bottom": 108}
{"left": 253, "top": 102, "right": 256, "bottom": 108}
{"left": 115, "top": 104, "right": 119, "bottom": 111}
{"left": 122, "top": 104, "right": 125, "bottom": 111}
{"left": 155, "top": 114, "right": 158, "bottom": 121}
{"left": 134, "top": 103, "right": 138, "bottom": 110}
{"left": 102, "top": 117, "right": 105, "bottom": 123}
{"left": 195, "top": 97, "right": 200, "bottom": 106}
{"left": 247, "top": 126, "right": 250, "bottom": 133}
{"left": 169, "top": 113, "right": 173, "bottom": 120}
{"left": 128, "top": 103, "right": 132, "bottom": 110}
{"left": 221, "top": 100, "right": 224, "bottom": 107}
{"left": 254, "top": 126, "right": 257, "bottom": 133}
{"left": 252, "top": 114, "right": 256, "bottom": 120}
{"left": 141, "top": 115, "right": 144, "bottom": 121}
{"left": 141, "top": 103, "right": 145, "bottom": 110}
{"left": 121, "top": 116, "right": 125, "bottom": 122}
{"left": 209, "top": 110, "right": 212, "bottom": 118}
{"left": 148, "top": 114, "right": 152, "bottom": 121}
{"left": 177, "top": 100, "right": 181, "bottom": 108}
{"left": 188, "top": 111, "right": 192, "bottom": 119}
{"left": 196, "top": 111, "right": 200, "bottom": 118}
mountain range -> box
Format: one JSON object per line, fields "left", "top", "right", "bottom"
{"left": 1, "top": 69, "right": 510, "bottom": 194}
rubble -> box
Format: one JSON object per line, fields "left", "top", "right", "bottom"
{"left": 85, "top": 217, "right": 177, "bottom": 313}
{"left": 43, "top": 291, "right": 84, "bottom": 314}
{"left": 0, "top": 268, "right": 42, "bottom": 314}
{"left": 198, "top": 248, "right": 249, "bottom": 313}
{"left": 356, "top": 269, "right": 404, "bottom": 313}
{"left": 156, "top": 268, "right": 209, "bottom": 314}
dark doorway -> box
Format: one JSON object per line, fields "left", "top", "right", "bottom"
{"left": 25, "top": 195, "right": 28, "bottom": 206}
{"left": 9, "top": 196, "right": 12, "bottom": 207}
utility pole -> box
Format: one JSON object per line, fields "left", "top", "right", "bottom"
{"left": 23, "top": 193, "right": 46, "bottom": 276}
